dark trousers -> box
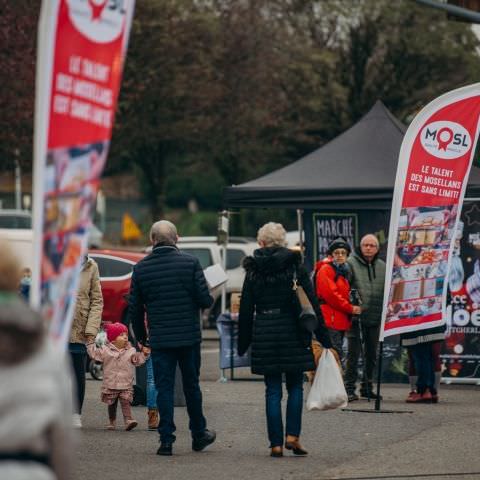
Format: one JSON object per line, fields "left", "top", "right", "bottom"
{"left": 70, "top": 351, "right": 87, "bottom": 414}
{"left": 408, "top": 341, "right": 442, "bottom": 375}
{"left": 410, "top": 343, "right": 436, "bottom": 394}
{"left": 264, "top": 371, "right": 304, "bottom": 448}
{"left": 151, "top": 344, "right": 207, "bottom": 444}
{"left": 345, "top": 323, "right": 380, "bottom": 393}
{"left": 328, "top": 328, "right": 345, "bottom": 363}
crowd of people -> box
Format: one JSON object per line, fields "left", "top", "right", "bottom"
{"left": 0, "top": 218, "right": 448, "bottom": 475}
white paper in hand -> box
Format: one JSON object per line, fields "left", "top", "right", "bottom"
{"left": 306, "top": 349, "right": 348, "bottom": 411}
{"left": 204, "top": 264, "right": 228, "bottom": 289}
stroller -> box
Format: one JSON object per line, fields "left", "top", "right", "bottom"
{"left": 87, "top": 330, "right": 106, "bottom": 380}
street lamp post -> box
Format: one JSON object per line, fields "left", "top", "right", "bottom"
{"left": 14, "top": 149, "right": 21, "bottom": 210}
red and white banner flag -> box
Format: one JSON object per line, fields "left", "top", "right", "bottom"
{"left": 31, "top": 0, "right": 135, "bottom": 345}
{"left": 380, "top": 84, "right": 480, "bottom": 339}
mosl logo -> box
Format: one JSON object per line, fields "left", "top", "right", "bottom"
{"left": 67, "top": 0, "right": 126, "bottom": 44}
{"left": 420, "top": 121, "right": 471, "bottom": 160}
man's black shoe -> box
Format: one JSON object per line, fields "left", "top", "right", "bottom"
{"left": 192, "top": 429, "right": 216, "bottom": 452}
{"left": 157, "top": 443, "right": 173, "bottom": 456}
{"left": 347, "top": 392, "right": 359, "bottom": 402}
{"left": 360, "top": 390, "right": 382, "bottom": 400}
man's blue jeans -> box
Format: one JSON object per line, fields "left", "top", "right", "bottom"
{"left": 264, "top": 371, "right": 304, "bottom": 448}
{"left": 146, "top": 357, "right": 158, "bottom": 409}
{"left": 151, "top": 344, "right": 207, "bottom": 443}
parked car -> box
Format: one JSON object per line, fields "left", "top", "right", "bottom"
{"left": 0, "top": 228, "right": 33, "bottom": 270}
{"left": 177, "top": 236, "right": 257, "bottom": 326}
{"left": 0, "top": 209, "right": 31, "bottom": 228}
{"left": 0, "top": 209, "right": 104, "bottom": 250}
{"left": 85, "top": 249, "right": 145, "bottom": 384}
{"left": 286, "top": 230, "right": 301, "bottom": 247}
{"left": 0, "top": 210, "right": 34, "bottom": 269}
{"left": 88, "top": 248, "right": 146, "bottom": 327}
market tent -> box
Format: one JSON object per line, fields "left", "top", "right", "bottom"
{"left": 223, "top": 101, "right": 480, "bottom": 209}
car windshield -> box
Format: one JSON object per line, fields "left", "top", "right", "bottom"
{"left": 0, "top": 214, "right": 31, "bottom": 229}
{"left": 180, "top": 248, "right": 213, "bottom": 269}
{"left": 91, "top": 256, "right": 133, "bottom": 278}
{"left": 226, "top": 248, "right": 246, "bottom": 269}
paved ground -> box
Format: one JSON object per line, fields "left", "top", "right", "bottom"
{"left": 73, "top": 339, "right": 480, "bottom": 480}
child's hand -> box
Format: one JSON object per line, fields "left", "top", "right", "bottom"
{"left": 142, "top": 346, "right": 151, "bottom": 356}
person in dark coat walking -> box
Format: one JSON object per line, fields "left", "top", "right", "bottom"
{"left": 238, "top": 222, "right": 332, "bottom": 458}
{"left": 130, "top": 220, "right": 216, "bottom": 456}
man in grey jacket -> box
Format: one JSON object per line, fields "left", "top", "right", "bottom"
{"left": 345, "top": 234, "right": 386, "bottom": 401}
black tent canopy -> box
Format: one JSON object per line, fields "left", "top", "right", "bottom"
{"left": 223, "top": 101, "right": 480, "bottom": 209}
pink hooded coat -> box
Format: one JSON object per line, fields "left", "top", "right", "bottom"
{"left": 87, "top": 342, "right": 147, "bottom": 390}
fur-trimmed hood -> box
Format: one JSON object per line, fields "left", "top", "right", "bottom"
{"left": 243, "top": 247, "right": 301, "bottom": 284}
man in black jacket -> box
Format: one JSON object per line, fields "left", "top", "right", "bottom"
{"left": 130, "top": 220, "right": 215, "bottom": 456}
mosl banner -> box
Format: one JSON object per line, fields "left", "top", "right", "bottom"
{"left": 380, "top": 84, "right": 480, "bottom": 340}
{"left": 31, "top": 0, "right": 135, "bottom": 345}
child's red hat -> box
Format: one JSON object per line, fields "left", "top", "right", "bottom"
{"left": 106, "top": 322, "right": 128, "bottom": 342}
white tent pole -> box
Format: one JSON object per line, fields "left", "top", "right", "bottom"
{"left": 296, "top": 209, "right": 304, "bottom": 262}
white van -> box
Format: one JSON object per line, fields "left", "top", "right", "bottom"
{"left": 0, "top": 209, "right": 103, "bottom": 270}
{"left": 0, "top": 228, "right": 33, "bottom": 270}
{"left": 174, "top": 237, "right": 257, "bottom": 326}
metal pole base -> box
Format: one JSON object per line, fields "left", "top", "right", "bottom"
{"left": 342, "top": 407, "right": 413, "bottom": 414}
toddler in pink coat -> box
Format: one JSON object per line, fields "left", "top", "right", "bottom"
{"left": 87, "top": 322, "right": 150, "bottom": 430}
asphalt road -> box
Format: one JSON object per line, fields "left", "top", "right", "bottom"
{"left": 72, "top": 340, "right": 480, "bottom": 480}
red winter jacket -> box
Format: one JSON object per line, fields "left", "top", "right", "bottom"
{"left": 315, "top": 258, "right": 353, "bottom": 331}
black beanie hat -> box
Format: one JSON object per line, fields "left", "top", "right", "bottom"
{"left": 327, "top": 237, "right": 351, "bottom": 255}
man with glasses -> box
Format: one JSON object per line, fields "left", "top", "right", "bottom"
{"left": 315, "top": 237, "right": 361, "bottom": 363}
{"left": 345, "top": 234, "right": 386, "bottom": 402}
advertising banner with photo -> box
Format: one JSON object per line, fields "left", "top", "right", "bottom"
{"left": 381, "top": 84, "right": 480, "bottom": 340}
{"left": 442, "top": 200, "right": 480, "bottom": 383}
{"left": 31, "top": 0, "right": 135, "bottom": 345}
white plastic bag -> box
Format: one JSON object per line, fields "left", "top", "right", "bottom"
{"left": 306, "top": 348, "right": 348, "bottom": 411}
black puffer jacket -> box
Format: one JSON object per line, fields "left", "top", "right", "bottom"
{"left": 238, "top": 247, "right": 332, "bottom": 375}
{"left": 129, "top": 245, "right": 213, "bottom": 350}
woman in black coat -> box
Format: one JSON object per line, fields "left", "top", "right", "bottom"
{"left": 238, "top": 222, "right": 332, "bottom": 457}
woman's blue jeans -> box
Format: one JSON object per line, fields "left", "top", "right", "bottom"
{"left": 263, "top": 371, "right": 304, "bottom": 448}
{"left": 146, "top": 356, "right": 158, "bottom": 409}
{"left": 410, "top": 343, "right": 435, "bottom": 394}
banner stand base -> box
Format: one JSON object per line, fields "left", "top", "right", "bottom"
{"left": 343, "top": 341, "right": 412, "bottom": 413}
{"left": 342, "top": 408, "right": 413, "bottom": 414}
{"left": 218, "top": 377, "right": 263, "bottom": 382}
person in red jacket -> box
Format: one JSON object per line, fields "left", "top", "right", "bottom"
{"left": 315, "top": 237, "right": 361, "bottom": 362}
